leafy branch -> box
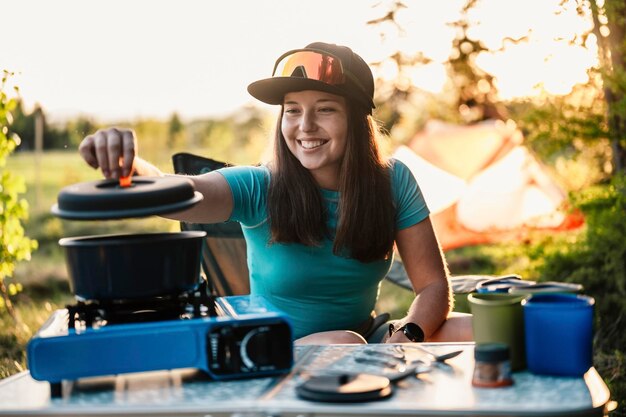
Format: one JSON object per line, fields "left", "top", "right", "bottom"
{"left": 0, "top": 70, "right": 38, "bottom": 323}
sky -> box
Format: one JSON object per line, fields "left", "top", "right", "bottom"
{"left": 2, "top": 0, "right": 598, "bottom": 123}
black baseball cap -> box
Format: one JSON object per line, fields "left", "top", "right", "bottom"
{"left": 247, "top": 42, "right": 375, "bottom": 111}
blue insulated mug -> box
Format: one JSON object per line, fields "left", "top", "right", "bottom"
{"left": 523, "top": 293, "right": 594, "bottom": 376}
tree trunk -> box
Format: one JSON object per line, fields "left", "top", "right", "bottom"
{"left": 590, "top": 0, "right": 626, "bottom": 173}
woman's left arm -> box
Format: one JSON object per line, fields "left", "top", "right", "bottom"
{"left": 386, "top": 217, "right": 452, "bottom": 343}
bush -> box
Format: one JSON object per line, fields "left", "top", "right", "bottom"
{"left": 527, "top": 174, "right": 626, "bottom": 412}
{"left": 0, "top": 71, "right": 38, "bottom": 319}
{"left": 533, "top": 176, "right": 626, "bottom": 347}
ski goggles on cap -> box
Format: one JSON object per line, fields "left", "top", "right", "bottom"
{"left": 272, "top": 49, "right": 367, "bottom": 93}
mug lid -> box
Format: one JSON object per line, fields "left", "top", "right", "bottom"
{"left": 509, "top": 282, "right": 583, "bottom": 294}
{"left": 474, "top": 343, "right": 510, "bottom": 362}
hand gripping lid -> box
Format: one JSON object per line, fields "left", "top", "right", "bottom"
{"left": 51, "top": 176, "right": 203, "bottom": 220}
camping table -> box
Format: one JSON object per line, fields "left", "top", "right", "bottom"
{"left": 0, "top": 343, "right": 611, "bottom": 417}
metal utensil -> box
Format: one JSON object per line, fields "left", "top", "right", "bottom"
{"left": 361, "top": 348, "right": 405, "bottom": 361}
{"left": 354, "top": 353, "right": 432, "bottom": 376}
{"left": 352, "top": 357, "right": 431, "bottom": 380}
{"left": 386, "top": 362, "right": 432, "bottom": 383}
{"left": 396, "top": 345, "right": 463, "bottom": 362}
{"left": 425, "top": 348, "right": 463, "bottom": 362}
{"left": 354, "top": 356, "right": 400, "bottom": 369}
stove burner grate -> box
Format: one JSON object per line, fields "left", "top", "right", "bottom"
{"left": 66, "top": 280, "right": 216, "bottom": 329}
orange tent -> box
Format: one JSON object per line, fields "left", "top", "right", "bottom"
{"left": 393, "top": 120, "right": 584, "bottom": 251}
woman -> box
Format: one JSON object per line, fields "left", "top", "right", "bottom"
{"left": 78, "top": 42, "right": 473, "bottom": 344}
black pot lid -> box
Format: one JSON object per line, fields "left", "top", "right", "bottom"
{"left": 51, "top": 176, "right": 203, "bottom": 220}
{"left": 296, "top": 373, "right": 393, "bottom": 402}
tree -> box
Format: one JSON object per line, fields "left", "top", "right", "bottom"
{"left": 8, "top": 100, "right": 35, "bottom": 150}
{"left": 367, "top": 0, "right": 440, "bottom": 134}
{"left": 589, "top": 0, "right": 626, "bottom": 173}
{"left": 0, "top": 71, "right": 38, "bottom": 322}
{"left": 366, "top": 0, "right": 510, "bottom": 136}
{"left": 167, "top": 112, "right": 185, "bottom": 149}
{"left": 446, "top": 0, "right": 510, "bottom": 123}
{"left": 369, "top": 0, "right": 625, "bottom": 175}
{"left": 65, "top": 116, "right": 98, "bottom": 149}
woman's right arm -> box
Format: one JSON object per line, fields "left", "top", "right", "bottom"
{"left": 78, "top": 127, "right": 233, "bottom": 224}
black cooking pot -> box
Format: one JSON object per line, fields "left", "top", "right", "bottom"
{"left": 59, "top": 231, "right": 207, "bottom": 301}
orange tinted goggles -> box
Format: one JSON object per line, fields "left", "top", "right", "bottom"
{"left": 272, "top": 50, "right": 346, "bottom": 85}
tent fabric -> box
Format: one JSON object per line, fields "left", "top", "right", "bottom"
{"left": 393, "top": 120, "right": 584, "bottom": 251}
{"left": 456, "top": 146, "right": 567, "bottom": 232}
{"left": 408, "top": 119, "right": 523, "bottom": 180}
{"left": 393, "top": 145, "right": 466, "bottom": 214}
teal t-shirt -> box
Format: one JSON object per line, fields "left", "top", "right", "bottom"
{"left": 217, "top": 159, "right": 429, "bottom": 338}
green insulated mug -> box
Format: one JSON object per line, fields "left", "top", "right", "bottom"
{"left": 468, "top": 293, "right": 528, "bottom": 371}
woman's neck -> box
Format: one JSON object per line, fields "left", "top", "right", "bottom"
{"left": 311, "top": 168, "right": 340, "bottom": 191}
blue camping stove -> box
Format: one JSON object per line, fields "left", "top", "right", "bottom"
{"left": 27, "top": 288, "right": 293, "bottom": 394}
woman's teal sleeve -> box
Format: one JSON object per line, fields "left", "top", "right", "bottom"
{"left": 391, "top": 159, "right": 430, "bottom": 230}
{"left": 216, "top": 165, "right": 269, "bottom": 227}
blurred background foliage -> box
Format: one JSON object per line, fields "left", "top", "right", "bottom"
{"left": 1, "top": 0, "right": 625, "bottom": 414}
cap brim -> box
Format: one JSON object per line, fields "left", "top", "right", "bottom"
{"left": 247, "top": 77, "right": 347, "bottom": 105}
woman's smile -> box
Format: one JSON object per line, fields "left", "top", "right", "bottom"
{"left": 298, "top": 139, "right": 329, "bottom": 150}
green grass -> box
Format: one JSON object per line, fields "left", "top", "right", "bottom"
{"left": 7, "top": 151, "right": 102, "bottom": 217}
{"left": 0, "top": 279, "right": 73, "bottom": 379}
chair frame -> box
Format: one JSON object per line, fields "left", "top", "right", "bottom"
{"left": 172, "top": 152, "right": 249, "bottom": 296}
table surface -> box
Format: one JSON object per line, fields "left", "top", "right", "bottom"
{"left": 0, "top": 343, "right": 611, "bottom": 417}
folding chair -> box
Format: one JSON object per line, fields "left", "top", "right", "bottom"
{"left": 171, "top": 152, "right": 389, "bottom": 339}
{"left": 172, "top": 153, "right": 250, "bottom": 296}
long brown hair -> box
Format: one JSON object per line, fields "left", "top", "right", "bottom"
{"left": 267, "top": 102, "right": 395, "bottom": 263}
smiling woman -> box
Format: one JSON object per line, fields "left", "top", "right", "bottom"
{"left": 76, "top": 41, "right": 474, "bottom": 345}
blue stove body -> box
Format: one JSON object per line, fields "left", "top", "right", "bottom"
{"left": 27, "top": 295, "right": 293, "bottom": 383}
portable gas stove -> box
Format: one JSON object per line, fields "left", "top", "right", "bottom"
{"left": 27, "top": 281, "right": 293, "bottom": 395}
{"left": 29, "top": 175, "right": 294, "bottom": 397}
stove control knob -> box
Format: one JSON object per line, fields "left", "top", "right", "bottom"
{"left": 208, "top": 325, "right": 239, "bottom": 372}
{"left": 240, "top": 326, "right": 271, "bottom": 369}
